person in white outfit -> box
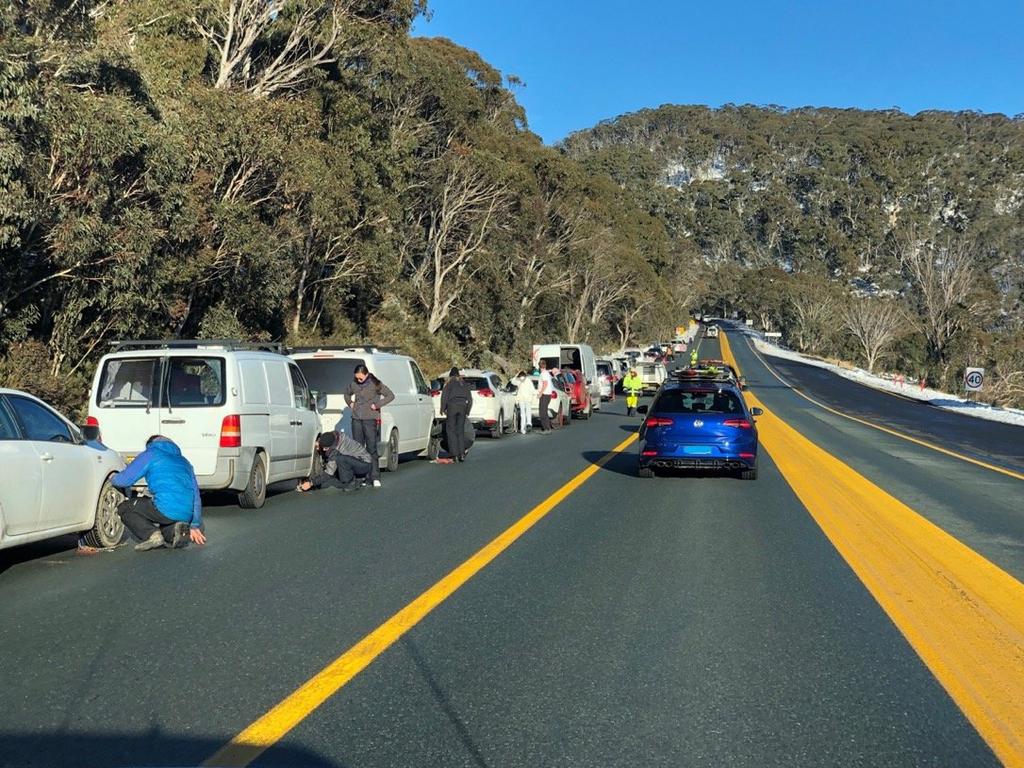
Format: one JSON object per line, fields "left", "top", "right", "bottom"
{"left": 514, "top": 371, "right": 534, "bottom": 434}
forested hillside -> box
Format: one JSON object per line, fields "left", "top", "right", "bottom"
{"left": 1, "top": 1, "right": 682, "bottom": 414}
{"left": 563, "top": 105, "right": 1024, "bottom": 404}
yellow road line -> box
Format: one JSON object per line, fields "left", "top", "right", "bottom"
{"left": 720, "top": 331, "right": 1024, "bottom": 766}
{"left": 203, "top": 431, "right": 640, "bottom": 767}
{"left": 741, "top": 335, "right": 1024, "bottom": 482}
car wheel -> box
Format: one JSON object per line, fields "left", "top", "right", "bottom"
{"left": 491, "top": 410, "right": 504, "bottom": 439}
{"left": 238, "top": 452, "right": 267, "bottom": 509}
{"left": 740, "top": 467, "right": 758, "bottom": 480}
{"left": 82, "top": 477, "right": 125, "bottom": 548}
{"left": 385, "top": 429, "right": 400, "bottom": 472}
{"left": 638, "top": 466, "right": 655, "bottom": 478}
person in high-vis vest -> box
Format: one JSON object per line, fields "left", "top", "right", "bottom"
{"left": 622, "top": 368, "right": 643, "bottom": 416}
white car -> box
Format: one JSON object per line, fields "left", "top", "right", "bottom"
{"left": 291, "top": 346, "right": 441, "bottom": 467}
{"left": 706, "top": 325, "right": 720, "bottom": 338}
{"left": 531, "top": 343, "right": 601, "bottom": 416}
{"left": 430, "top": 369, "right": 517, "bottom": 438}
{"left": 1, "top": 389, "right": 126, "bottom": 550}
{"left": 596, "top": 359, "right": 617, "bottom": 400}
{"left": 90, "top": 340, "right": 319, "bottom": 509}
{"left": 517, "top": 375, "right": 568, "bottom": 427}
{"left": 639, "top": 362, "right": 668, "bottom": 393}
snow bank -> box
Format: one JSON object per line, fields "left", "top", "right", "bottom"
{"left": 740, "top": 330, "right": 1024, "bottom": 428}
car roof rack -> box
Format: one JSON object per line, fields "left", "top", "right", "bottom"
{"left": 669, "top": 370, "right": 736, "bottom": 384}
{"left": 111, "top": 339, "right": 285, "bottom": 353}
{"left": 287, "top": 345, "right": 403, "bottom": 355}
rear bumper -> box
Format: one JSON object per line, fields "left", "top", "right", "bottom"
{"left": 641, "top": 456, "right": 754, "bottom": 471}
{"left": 196, "top": 448, "right": 256, "bottom": 492}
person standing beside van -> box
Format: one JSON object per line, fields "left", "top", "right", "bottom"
{"left": 112, "top": 435, "right": 206, "bottom": 551}
{"left": 514, "top": 371, "right": 534, "bottom": 434}
{"left": 441, "top": 367, "right": 474, "bottom": 462}
{"left": 344, "top": 365, "right": 395, "bottom": 488}
{"left": 537, "top": 360, "right": 554, "bottom": 434}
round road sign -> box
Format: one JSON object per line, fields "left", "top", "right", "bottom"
{"left": 965, "top": 369, "right": 984, "bottom": 391}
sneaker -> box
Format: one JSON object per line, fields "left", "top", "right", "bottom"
{"left": 170, "top": 522, "right": 190, "bottom": 549}
{"left": 134, "top": 530, "right": 165, "bottom": 552}
{"left": 372, "top": 479, "right": 382, "bottom": 488}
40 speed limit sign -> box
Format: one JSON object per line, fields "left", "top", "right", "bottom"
{"left": 964, "top": 367, "right": 985, "bottom": 392}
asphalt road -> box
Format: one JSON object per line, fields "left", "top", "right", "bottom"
{"left": 1, "top": 332, "right": 1021, "bottom": 767}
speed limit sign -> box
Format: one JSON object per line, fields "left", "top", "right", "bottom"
{"left": 965, "top": 367, "right": 985, "bottom": 392}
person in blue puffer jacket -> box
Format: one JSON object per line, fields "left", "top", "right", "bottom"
{"left": 112, "top": 435, "right": 207, "bottom": 551}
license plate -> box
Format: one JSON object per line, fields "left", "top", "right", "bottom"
{"left": 683, "top": 445, "right": 713, "bottom": 456}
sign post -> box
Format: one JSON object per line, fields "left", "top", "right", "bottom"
{"left": 964, "top": 367, "right": 984, "bottom": 395}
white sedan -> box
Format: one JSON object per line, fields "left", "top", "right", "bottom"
{"left": 514, "top": 375, "right": 569, "bottom": 428}
{"left": 0, "top": 389, "right": 126, "bottom": 551}
{"left": 431, "top": 369, "right": 517, "bottom": 438}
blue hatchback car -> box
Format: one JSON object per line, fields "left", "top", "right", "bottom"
{"left": 637, "top": 380, "right": 763, "bottom": 480}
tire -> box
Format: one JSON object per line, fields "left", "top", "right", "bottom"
{"left": 491, "top": 410, "right": 504, "bottom": 439}
{"left": 638, "top": 466, "right": 655, "bottom": 478}
{"left": 427, "top": 434, "right": 442, "bottom": 461}
{"left": 740, "top": 467, "right": 758, "bottom": 480}
{"left": 238, "top": 452, "right": 267, "bottom": 509}
{"left": 82, "top": 477, "right": 125, "bottom": 548}
{"left": 384, "top": 429, "right": 400, "bottom": 472}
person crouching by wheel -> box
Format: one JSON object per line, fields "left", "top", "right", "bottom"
{"left": 298, "top": 430, "right": 372, "bottom": 493}
{"left": 112, "top": 435, "right": 206, "bottom": 551}
{"left": 441, "top": 367, "right": 474, "bottom": 462}
{"left": 623, "top": 368, "right": 643, "bottom": 417}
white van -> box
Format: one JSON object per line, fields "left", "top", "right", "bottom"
{"left": 89, "top": 340, "right": 319, "bottom": 509}
{"left": 290, "top": 347, "right": 439, "bottom": 469}
{"left": 532, "top": 343, "right": 601, "bottom": 416}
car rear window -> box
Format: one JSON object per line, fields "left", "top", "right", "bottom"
{"left": 464, "top": 377, "right": 492, "bottom": 391}
{"left": 597, "top": 363, "right": 612, "bottom": 375}
{"left": 295, "top": 358, "right": 365, "bottom": 394}
{"left": 654, "top": 389, "right": 743, "bottom": 415}
{"left": 163, "top": 357, "right": 226, "bottom": 408}
{"left": 97, "top": 357, "right": 160, "bottom": 408}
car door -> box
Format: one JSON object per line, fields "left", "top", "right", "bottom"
{"left": 0, "top": 397, "right": 42, "bottom": 538}
{"left": 264, "top": 360, "right": 297, "bottom": 481}
{"left": 489, "top": 374, "right": 512, "bottom": 426}
{"left": 409, "top": 361, "right": 434, "bottom": 449}
{"left": 288, "top": 363, "right": 317, "bottom": 475}
{"left": 6, "top": 394, "right": 98, "bottom": 532}
{"left": 157, "top": 355, "right": 226, "bottom": 479}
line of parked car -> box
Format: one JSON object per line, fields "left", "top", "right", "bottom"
{"left": 0, "top": 339, "right": 642, "bottom": 553}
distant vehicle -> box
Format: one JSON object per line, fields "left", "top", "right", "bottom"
{"left": 2, "top": 388, "right": 125, "bottom": 550}
{"left": 291, "top": 346, "right": 440, "bottom": 469}
{"left": 596, "top": 358, "right": 618, "bottom": 400}
{"left": 674, "top": 360, "right": 747, "bottom": 390}
{"left": 91, "top": 340, "right": 319, "bottom": 509}
{"left": 706, "top": 325, "right": 720, "bottom": 339}
{"left": 532, "top": 343, "right": 601, "bottom": 416}
{"left": 430, "top": 369, "right": 516, "bottom": 438}
{"left": 637, "top": 380, "right": 763, "bottom": 480}
{"left": 638, "top": 361, "right": 668, "bottom": 393}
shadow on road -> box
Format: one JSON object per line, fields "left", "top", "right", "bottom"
{"left": 0, "top": 730, "right": 339, "bottom": 768}
{"left": 0, "top": 535, "right": 80, "bottom": 577}
{"left": 582, "top": 450, "right": 638, "bottom": 478}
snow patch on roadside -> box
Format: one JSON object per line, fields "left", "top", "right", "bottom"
{"left": 744, "top": 332, "right": 1024, "bottom": 428}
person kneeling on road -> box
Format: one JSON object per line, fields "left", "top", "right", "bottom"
{"left": 112, "top": 435, "right": 206, "bottom": 552}
{"left": 298, "top": 430, "right": 372, "bottom": 493}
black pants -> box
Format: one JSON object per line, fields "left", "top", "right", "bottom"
{"left": 538, "top": 394, "right": 552, "bottom": 431}
{"left": 316, "top": 455, "right": 371, "bottom": 488}
{"left": 351, "top": 418, "right": 380, "bottom": 480}
{"left": 445, "top": 404, "right": 469, "bottom": 458}
{"left": 117, "top": 497, "right": 178, "bottom": 543}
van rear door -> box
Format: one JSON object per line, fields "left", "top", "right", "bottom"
{"left": 91, "top": 355, "right": 163, "bottom": 463}
{"left": 155, "top": 355, "right": 227, "bottom": 478}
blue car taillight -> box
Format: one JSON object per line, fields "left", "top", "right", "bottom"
{"left": 722, "top": 418, "right": 752, "bottom": 429}
{"left": 644, "top": 416, "right": 674, "bottom": 428}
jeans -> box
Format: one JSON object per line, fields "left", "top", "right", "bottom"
{"left": 117, "top": 497, "right": 179, "bottom": 543}
{"left": 538, "top": 394, "right": 552, "bottom": 431}
{"left": 351, "top": 418, "right": 380, "bottom": 480}
{"left": 445, "top": 404, "right": 469, "bottom": 458}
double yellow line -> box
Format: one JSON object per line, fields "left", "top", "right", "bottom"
{"left": 720, "top": 332, "right": 1024, "bottom": 766}
{"left": 204, "top": 432, "right": 639, "bottom": 767}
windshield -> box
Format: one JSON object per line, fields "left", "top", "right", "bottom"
{"left": 654, "top": 389, "right": 744, "bottom": 415}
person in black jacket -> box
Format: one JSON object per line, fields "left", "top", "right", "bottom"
{"left": 440, "top": 367, "right": 474, "bottom": 462}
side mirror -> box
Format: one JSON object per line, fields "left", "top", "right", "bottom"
{"left": 751, "top": 407, "right": 763, "bottom": 417}
{"left": 637, "top": 405, "right": 649, "bottom": 414}
{"left": 311, "top": 391, "right": 327, "bottom": 412}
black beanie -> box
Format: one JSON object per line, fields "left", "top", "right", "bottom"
{"left": 317, "top": 431, "right": 337, "bottom": 450}
{"left": 449, "top": 367, "right": 460, "bottom": 378}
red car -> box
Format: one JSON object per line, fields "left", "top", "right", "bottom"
{"left": 558, "top": 368, "right": 590, "bottom": 418}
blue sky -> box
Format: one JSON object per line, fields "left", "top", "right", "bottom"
{"left": 412, "top": 1, "right": 1024, "bottom": 144}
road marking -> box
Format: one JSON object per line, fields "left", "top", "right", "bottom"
{"left": 741, "top": 335, "right": 1024, "bottom": 482}
{"left": 720, "top": 331, "right": 1024, "bottom": 766}
{"left": 203, "top": 431, "right": 640, "bottom": 767}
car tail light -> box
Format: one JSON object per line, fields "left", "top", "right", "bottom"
{"left": 478, "top": 388, "right": 495, "bottom": 398}
{"left": 642, "top": 450, "right": 658, "bottom": 457}
{"left": 430, "top": 389, "right": 441, "bottom": 397}
{"left": 723, "top": 419, "right": 752, "bottom": 429}
{"left": 740, "top": 452, "right": 756, "bottom": 459}
{"left": 644, "top": 416, "right": 674, "bottom": 428}
{"left": 220, "top": 414, "right": 241, "bottom": 448}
